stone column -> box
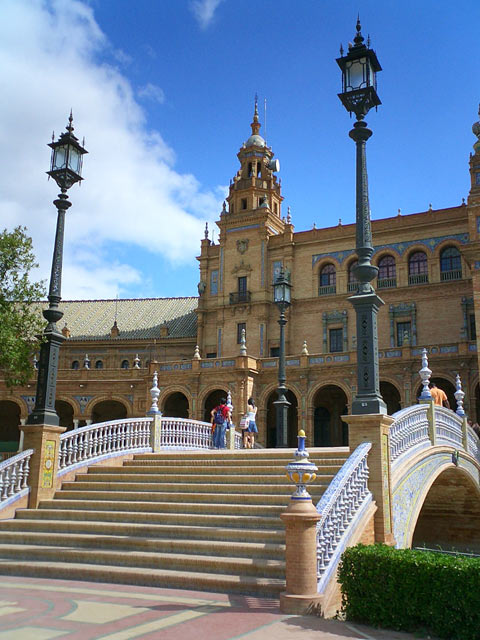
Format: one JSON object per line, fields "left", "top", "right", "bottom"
{"left": 280, "top": 499, "right": 322, "bottom": 614}
{"left": 344, "top": 413, "right": 395, "bottom": 545}
{"left": 20, "top": 424, "right": 65, "bottom": 509}
{"left": 280, "top": 432, "right": 322, "bottom": 614}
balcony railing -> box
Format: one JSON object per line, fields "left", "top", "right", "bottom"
{"left": 377, "top": 277, "right": 397, "bottom": 289}
{"left": 440, "top": 269, "right": 462, "bottom": 282}
{"left": 318, "top": 285, "right": 336, "bottom": 296}
{"left": 408, "top": 273, "right": 428, "bottom": 285}
{"left": 347, "top": 282, "right": 358, "bottom": 292}
{"left": 229, "top": 291, "right": 251, "bottom": 304}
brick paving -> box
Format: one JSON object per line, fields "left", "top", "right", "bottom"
{"left": 0, "top": 575, "right": 434, "bottom": 639}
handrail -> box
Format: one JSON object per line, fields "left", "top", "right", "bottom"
{"left": 389, "top": 404, "right": 430, "bottom": 463}
{"left": 316, "top": 442, "right": 372, "bottom": 589}
{"left": 0, "top": 449, "right": 34, "bottom": 505}
{"left": 434, "top": 406, "right": 464, "bottom": 449}
{"left": 59, "top": 417, "right": 152, "bottom": 471}
{"left": 160, "top": 417, "right": 213, "bottom": 449}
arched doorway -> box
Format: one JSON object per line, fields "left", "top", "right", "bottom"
{"left": 203, "top": 390, "right": 227, "bottom": 423}
{"left": 0, "top": 401, "right": 21, "bottom": 452}
{"left": 55, "top": 400, "right": 74, "bottom": 431}
{"left": 91, "top": 400, "right": 127, "bottom": 424}
{"left": 313, "top": 385, "right": 348, "bottom": 446}
{"left": 412, "top": 468, "right": 480, "bottom": 553}
{"left": 266, "top": 390, "right": 298, "bottom": 448}
{"left": 380, "top": 381, "right": 401, "bottom": 416}
{"left": 163, "top": 392, "right": 189, "bottom": 418}
{"left": 415, "top": 377, "right": 456, "bottom": 410}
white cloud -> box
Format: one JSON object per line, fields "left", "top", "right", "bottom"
{"left": 190, "top": 0, "right": 224, "bottom": 30}
{"left": 0, "top": 0, "right": 221, "bottom": 299}
{"left": 138, "top": 83, "right": 166, "bottom": 105}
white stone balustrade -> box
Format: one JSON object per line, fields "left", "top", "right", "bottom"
{"left": 389, "top": 405, "right": 430, "bottom": 462}
{"left": 0, "top": 449, "right": 34, "bottom": 505}
{"left": 59, "top": 418, "right": 152, "bottom": 471}
{"left": 159, "top": 418, "right": 213, "bottom": 449}
{"left": 316, "top": 442, "right": 371, "bottom": 586}
{"left": 434, "top": 406, "right": 464, "bottom": 448}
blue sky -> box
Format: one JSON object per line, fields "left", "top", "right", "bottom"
{"left": 1, "top": 0, "right": 479, "bottom": 300}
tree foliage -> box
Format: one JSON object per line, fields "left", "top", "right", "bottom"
{"left": 0, "top": 226, "right": 46, "bottom": 387}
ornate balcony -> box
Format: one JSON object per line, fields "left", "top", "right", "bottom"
{"left": 440, "top": 269, "right": 462, "bottom": 282}
{"left": 229, "top": 291, "right": 251, "bottom": 304}
{"left": 377, "top": 277, "right": 397, "bottom": 289}
{"left": 408, "top": 274, "right": 428, "bottom": 285}
{"left": 318, "top": 285, "right": 336, "bottom": 296}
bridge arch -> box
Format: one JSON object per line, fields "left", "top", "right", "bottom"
{"left": 392, "top": 448, "right": 480, "bottom": 550}
{"left": 412, "top": 465, "right": 480, "bottom": 553}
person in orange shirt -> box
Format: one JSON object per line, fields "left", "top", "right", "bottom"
{"left": 429, "top": 382, "right": 450, "bottom": 408}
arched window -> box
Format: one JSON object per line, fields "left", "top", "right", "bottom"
{"left": 71, "top": 360, "right": 79, "bottom": 370}
{"left": 319, "top": 264, "right": 336, "bottom": 295}
{"left": 408, "top": 251, "right": 428, "bottom": 285}
{"left": 378, "top": 255, "right": 396, "bottom": 288}
{"left": 121, "top": 360, "right": 129, "bottom": 369}
{"left": 440, "top": 246, "right": 462, "bottom": 281}
{"left": 347, "top": 260, "right": 358, "bottom": 292}
{"left": 95, "top": 360, "right": 103, "bottom": 369}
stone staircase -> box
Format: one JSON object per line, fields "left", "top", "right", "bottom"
{"left": 0, "top": 448, "right": 349, "bottom": 596}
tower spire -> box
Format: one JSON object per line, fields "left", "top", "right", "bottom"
{"left": 251, "top": 94, "right": 261, "bottom": 136}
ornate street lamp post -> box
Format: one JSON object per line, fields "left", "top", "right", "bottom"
{"left": 273, "top": 268, "right": 292, "bottom": 447}
{"left": 337, "top": 20, "right": 386, "bottom": 415}
{"left": 27, "top": 113, "right": 87, "bottom": 426}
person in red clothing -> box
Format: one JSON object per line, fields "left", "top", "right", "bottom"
{"left": 429, "top": 382, "right": 450, "bottom": 408}
{"left": 210, "top": 398, "right": 231, "bottom": 449}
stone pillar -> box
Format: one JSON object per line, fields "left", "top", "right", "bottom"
{"left": 20, "top": 424, "right": 65, "bottom": 509}
{"left": 18, "top": 420, "right": 26, "bottom": 452}
{"left": 149, "top": 413, "right": 162, "bottom": 452}
{"left": 73, "top": 419, "right": 79, "bottom": 430}
{"left": 226, "top": 426, "right": 236, "bottom": 450}
{"left": 344, "top": 413, "right": 395, "bottom": 545}
{"left": 280, "top": 499, "right": 322, "bottom": 614}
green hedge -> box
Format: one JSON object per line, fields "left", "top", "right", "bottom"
{"left": 338, "top": 544, "right": 480, "bottom": 640}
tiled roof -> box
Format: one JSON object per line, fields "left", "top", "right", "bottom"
{"left": 41, "top": 298, "right": 199, "bottom": 341}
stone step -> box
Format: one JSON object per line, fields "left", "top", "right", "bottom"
{"left": 61, "top": 473, "right": 328, "bottom": 486}
{"left": 57, "top": 481, "right": 330, "bottom": 494}
{"left": 0, "top": 519, "right": 285, "bottom": 543}
{"left": 81, "top": 469, "right": 337, "bottom": 480}
{"left": 0, "top": 544, "right": 285, "bottom": 578}
{"left": 50, "top": 490, "right": 317, "bottom": 507}
{"left": 43, "top": 498, "right": 286, "bottom": 517}
{"left": 104, "top": 462, "right": 345, "bottom": 473}
{"left": 0, "top": 560, "right": 285, "bottom": 597}
{"left": 15, "top": 508, "right": 281, "bottom": 529}
{"left": 0, "top": 531, "right": 284, "bottom": 560}
{"left": 131, "top": 448, "right": 348, "bottom": 461}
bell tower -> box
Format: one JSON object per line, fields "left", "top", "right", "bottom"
{"left": 222, "top": 97, "right": 284, "bottom": 234}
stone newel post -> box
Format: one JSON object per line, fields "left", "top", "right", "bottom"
{"left": 280, "top": 431, "right": 322, "bottom": 614}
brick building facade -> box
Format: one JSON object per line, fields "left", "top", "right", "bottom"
{"left": 2, "top": 105, "right": 480, "bottom": 452}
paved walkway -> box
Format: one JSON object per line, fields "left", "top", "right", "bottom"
{"left": 0, "top": 576, "right": 434, "bottom": 640}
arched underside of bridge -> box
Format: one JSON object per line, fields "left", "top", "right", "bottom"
{"left": 392, "top": 451, "right": 480, "bottom": 551}
{"left": 412, "top": 467, "right": 480, "bottom": 553}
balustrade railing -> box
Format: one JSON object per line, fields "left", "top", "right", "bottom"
{"left": 160, "top": 418, "right": 213, "bottom": 449}
{"left": 434, "top": 406, "right": 464, "bottom": 448}
{"left": 59, "top": 417, "right": 152, "bottom": 471}
{"left": 0, "top": 449, "right": 34, "bottom": 505}
{"left": 316, "top": 442, "right": 372, "bottom": 589}
{"left": 467, "top": 426, "right": 480, "bottom": 459}
{"left": 389, "top": 405, "right": 430, "bottom": 463}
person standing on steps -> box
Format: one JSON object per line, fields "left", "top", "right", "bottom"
{"left": 246, "top": 397, "right": 258, "bottom": 449}
{"left": 211, "top": 398, "right": 231, "bottom": 449}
